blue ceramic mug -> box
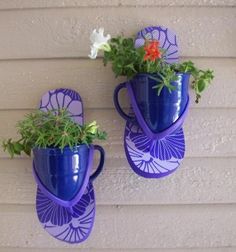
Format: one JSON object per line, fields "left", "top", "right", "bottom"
{"left": 33, "top": 144, "right": 104, "bottom": 202}
{"left": 114, "top": 73, "right": 190, "bottom": 139}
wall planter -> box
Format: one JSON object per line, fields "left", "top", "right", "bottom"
{"left": 115, "top": 26, "right": 187, "bottom": 178}
{"left": 89, "top": 25, "right": 213, "bottom": 178}
{"left": 2, "top": 88, "right": 106, "bottom": 244}
{"left": 36, "top": 89, "right": 105, "bottom": 243}
{"left": 114, "top": 72, "right": 190, "bottom": 178}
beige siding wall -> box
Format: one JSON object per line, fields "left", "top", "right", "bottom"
{"left": 0, "top": 1, "right": 235, "bottom": 251}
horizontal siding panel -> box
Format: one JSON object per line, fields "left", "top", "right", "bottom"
{"left": 0, "top": 0, "right": 235, "bottom": 9}
{"left": 0, "top": 157, "right": 235, "bottom": 205}
{"left": 0, "top": 109, "right": 235, "bottom": 158}
{"left": 0, "top": 204, "right": 235, "bottom": 249}
{"left": 0, "top": 58, "right": 235, "bottom": 109}
{"left": 1, "top": 248, "right": 236, "bottom": 252}
{"left": 0, "top": 7, "right": 235, "bottom": 59}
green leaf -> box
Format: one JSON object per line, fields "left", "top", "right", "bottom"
{"left": 197, "top": 80, "right": 206, "bottom": 93}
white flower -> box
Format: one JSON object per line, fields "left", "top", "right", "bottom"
{"left": 88, "top": 28, "right": 111, "bottom": 59}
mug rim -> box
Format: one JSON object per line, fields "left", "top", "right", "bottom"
{"left": 133, "top": 72, "right": 191, "bottom": 79}
{"left": 33, "top": 144, "right": 90, "bottom": 156}
{"left": 33, "top": 143, "right": 90, "bottom": 151}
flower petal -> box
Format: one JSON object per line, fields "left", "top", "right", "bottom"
{"left": 89, "top": 28, "right": 111, "bottom": 53}
{"left": 90, "top": 29, "right": 97, "bottom": 43}
{"left": 98, "top": 27, "right": 104, "bottom": 35}
{"left": 88, "top": 46, "right": 98, "bottom": 59}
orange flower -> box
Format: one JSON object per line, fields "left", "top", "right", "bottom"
{"left": 143, "top": 40, "right": 161, "bottom": 62}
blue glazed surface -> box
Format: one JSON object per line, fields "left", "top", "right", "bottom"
{"left": 130, "top": 73, "right": 190, "bottom": 133}
{"left": 33, "top": 145, "right": 90, "bottom": 201}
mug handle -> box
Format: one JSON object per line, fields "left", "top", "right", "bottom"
{"left": 90, "top": 145, "right": 105, "bottom": 182}
{"left": 113, "top": 82, "right": 134, "bottom": 121}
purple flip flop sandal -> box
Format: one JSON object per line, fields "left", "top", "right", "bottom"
{"left": 114, "top": 26, "right": 189, "bottom": 178}
{"left": 34, "top": 88, "right": 104, "bottom": 243}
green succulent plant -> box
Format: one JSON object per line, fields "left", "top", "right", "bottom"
{"left": 2, "top": 109, "right": 107, "bottom": 158}
{"left": 89, "top": 28, "right": 214, "bottom": 102}
{"left": 101, "top": 36, "right": 214, "bottom": 103}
